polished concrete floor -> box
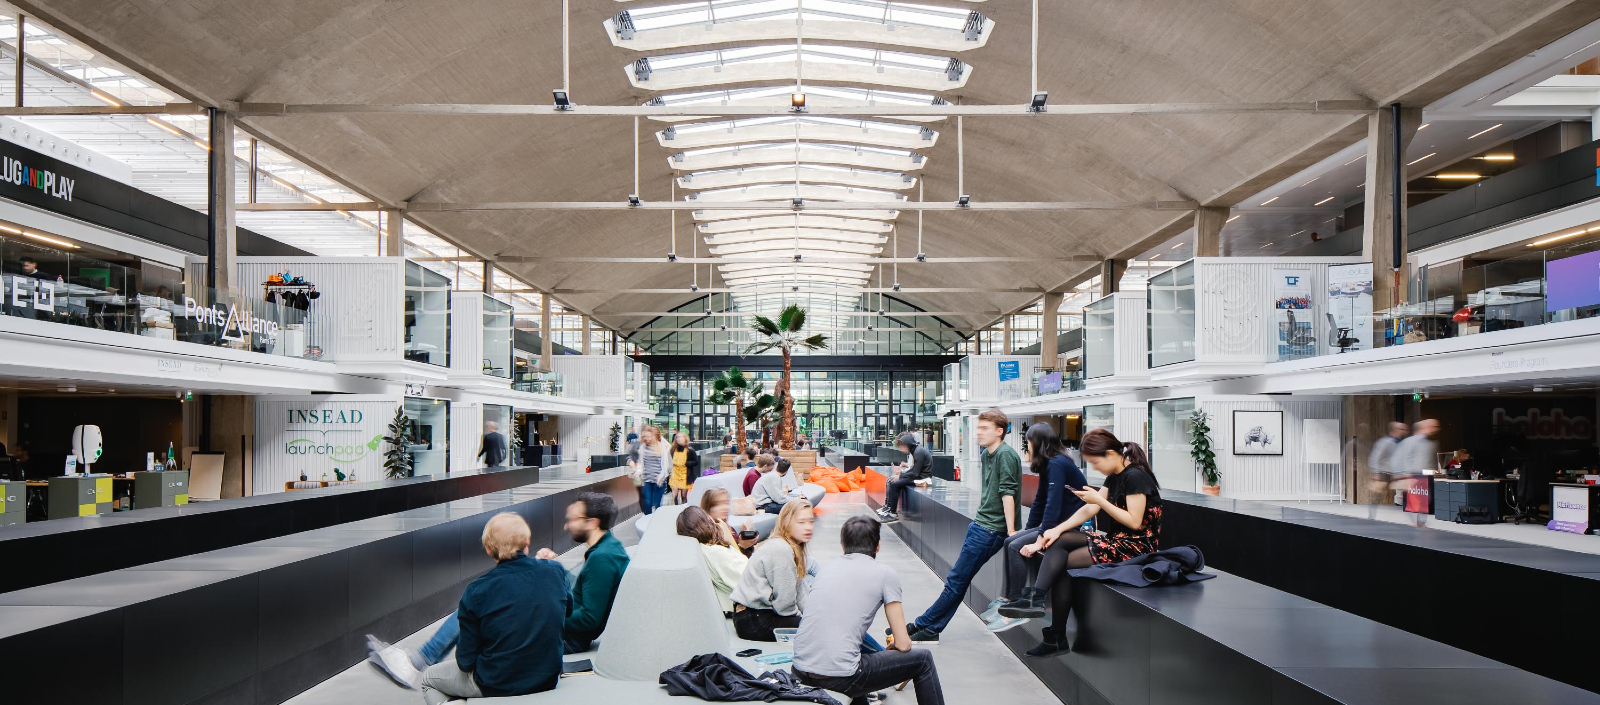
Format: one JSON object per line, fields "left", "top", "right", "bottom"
{"left": 1266, "top": 499, "right": 1600, "bottom": 556}
{"left": 286, "top": 489, "right": 1057, "bottom": 705}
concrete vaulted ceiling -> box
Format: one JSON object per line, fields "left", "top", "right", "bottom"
{"left": 11, "top": 0, "right": 1600, "bottom": 334}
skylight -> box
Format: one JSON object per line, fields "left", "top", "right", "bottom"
{"left": 671, "top": 141, "right": 925, "bottom": 171}
{"left": 660, "top": 116, "right": 935, "bottom": 149}
{"left": 606, "top": 0, "right": 993, "bottom": 53}
{"left": 689, "top": 183, "right": 907, "bottom": 203}
{"left": 628, "top": 44, "right": 969, "bottom": 91}
{"left": 697, "top": 214, "right": 894, "bottom": 234}
{"left": 680, "top": 164, "right": 914, "bottom": 191}
{"left": 703, "top": 228, "right": 888, "bottom": 245}
{"left": 710, "top": 240, "right": 882, "bottom": 256}
{"left": 693, "top": 208, "right": 901, "bottom": 222}
{"left": 646, "top": 85, "right": 948, "bottom": 122}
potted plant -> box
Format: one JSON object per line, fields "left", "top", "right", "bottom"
{"left": 608, "top": 422, "right": 621, "bottom": 453}
{"left": 745, "top": 304, "right": 827, "bottom": 449}
{"left": 382, "top": 406, "right": 417, "bottom": 479}
{"left": 1189, "top": 408, "right": 1221, "bottom": 495}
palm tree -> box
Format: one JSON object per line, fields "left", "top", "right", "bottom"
{"left": 745, "top": 304, "right": 827, "bottom": 449}
{"left": 708, "top": 366, "right": 759, "bottom": 453}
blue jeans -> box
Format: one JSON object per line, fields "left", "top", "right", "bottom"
{"left": 912, "top": 523, "right": 1007, "bottom": 634}
{"left": 418, "top": 612, "right": 460, "bottom": 665}
{"left": 642, "top": 482, "right": 666, "bottom": 515}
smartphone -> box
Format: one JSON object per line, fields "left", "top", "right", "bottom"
{"left": 736, "top": 648, "right": 763, "bottom": 658}
{"left": 740, "top": 530, "right": 759, "bottom": 540}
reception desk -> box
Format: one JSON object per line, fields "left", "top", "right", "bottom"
{"left": 1432, "top": 479, "right": 1504, "bottom": 523}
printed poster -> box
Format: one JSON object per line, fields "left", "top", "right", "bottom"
{"left": 998, "top": 360, "right": 1023, "bottom": 400}
{"left": 1325, "top": 263, "right": 1374, "bottom": 352}
{"left": 1273, "top": 267, "right": 1315, "bottom": 360}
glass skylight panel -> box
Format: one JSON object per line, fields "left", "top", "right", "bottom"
{"left": 671, "top": 141, "right": 925, "bottom": 171}
{"left": 689, "top": 183, "right": 906, "bottom": 203}
{"left": 693, "top": 208, "right": 900, "bottom": 222}
{"left": 698, "top": 214, "right": 894, "bottom": 234}
{"left": 646, "top": 85, "right": 947, "bottom": 122}
{"left": 710, "top": 240, "right": 881, "bottom": 256}
{"left": 680, "top": 164, "right": 914, "bottom": 191}
{"left": 703, "top": 228, "right": 887, "bottom": 245}
{"left": 628, "top": 44, "right": 970, "bottom": 91}
{"left": 606, "top": 0, "right": 992, "bottom": 53}
{"left": 659, "top": 116, "right": 935, "bottom": 150}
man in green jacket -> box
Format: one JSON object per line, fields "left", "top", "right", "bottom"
{"left": 538, "top": 492, "right": 629, "bottom": 653}
{"left": 367, "top": 492, "right": 631, "bottom": 688}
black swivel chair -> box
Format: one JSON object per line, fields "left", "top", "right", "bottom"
{"left": 1507, "top": 465, "right": 1552, "bottom": 525}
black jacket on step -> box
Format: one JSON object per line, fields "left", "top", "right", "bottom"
{"left": 1067, "top": 545, "right": 1217, "bottom": 587}
{"left": 660, "top": 653, "right": 839, "bottom": 704}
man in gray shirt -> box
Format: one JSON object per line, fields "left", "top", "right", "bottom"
{"left": 1366, "top": 421, "right": 1409, "bottom": 519}
{"left": 792, "top": 516, "right": 944, "bottom": 705}
{"left": 1391, "top": 419, "right": 1440, "bottom": 527}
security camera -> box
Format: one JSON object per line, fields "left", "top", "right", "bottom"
{"left": 627, "top": 194, "right": 641, "bottom": 207}
{"left": 793, "top": 253, "right": 803, "bottom": 262}
{"left": 957, "top": 194, "right": 971, "bottom": 207}
{"left": 915, "top": 252, "right": 926, "bottom": 262}
{"left": 866, "top": 324, "right": 874, "bottom": 331}
{"left": 719, "top": 324, "right": 727, "bottom": 331}
{"left": 792, "top": 285, "right": 800, "bottom": 292}
{"left": 892, "top": 283, "right": 901, "bottom": 291}
{"left": 667, "top": 252, "right": 677, "bottom": 262}
{"left": 690, "top": 284, "right": 699, "bottom": 292}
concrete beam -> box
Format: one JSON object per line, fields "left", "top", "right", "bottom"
{"left": 383, "top": 209, "right": 403, "bottom": 257}
{"left": 1361, "top": 105, "right": 1424, "bottom": 310}
{"left": 1098, "top": 259, "right": 1126, "bottom": 298}
{"left": 226, "top": 100, "right": 1374, "bottom": 118}
{"left": 406, "top": 256, "right": 1103, "bottom": 265}
{"left": 206, "top": 108, "right": 236, "bottom": 292}
{"left": 540, "top": 293, "right": 553, "bottom": 371}
{"left": 1040, "top": 291, "right": 1063, "bottom": 368}
{"left": 1193, "top": 206, "right": 1228, "bottom": 257}
{"left": 553, "top": 287, "right": 1043, "bottom": 295}
{"left": 235, "top": 202, "right": 382, "bottom": 211}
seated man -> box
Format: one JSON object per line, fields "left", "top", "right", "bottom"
{"left": 742, "top": 450, "right": 768, "bottom": 496}
{"left": 417, "top": 512, "right": 568, "bottom": 705}
{"left": 369, "top": 492, "right": 629, "bottom": 687}
{"left": 792, "top": 516, "right": 944, "bottom": 705}
{"left": 877, "top": 432, "right": 931, "bottom": 523}
{"left": 750, "top": 456, "right": 800, "bottom": 514}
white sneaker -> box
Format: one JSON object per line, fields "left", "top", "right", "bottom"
{"left": 370, "top": 645, "right": 423, "bottom": 690}
{"left": 986, "top": 615, "right": 1030, "bottom": 633}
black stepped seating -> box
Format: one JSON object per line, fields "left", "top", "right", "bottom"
{"left": 861, "top": 467, "right": 1599, "bottom": 705}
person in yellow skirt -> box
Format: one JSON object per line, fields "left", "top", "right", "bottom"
{"left": 669, "top": 431, "right": 700, "bottom": 506}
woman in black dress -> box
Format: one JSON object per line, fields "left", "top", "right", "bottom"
{"left": 1000, "top": 428, "right": 1162, "bottom": 656}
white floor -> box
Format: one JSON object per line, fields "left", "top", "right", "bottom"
{"left": 1266, "top": 500, "right": 1600, "bottom": 556}
{"left": 286, "top": 491, "right": 1058, "bottom": 705}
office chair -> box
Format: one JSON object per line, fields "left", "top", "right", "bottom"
{"left": 1506, "top": 465, "right": 1551, "bottom": 525}
{"left": 1325, "top": 313, "right": 1356, "bottom": 352}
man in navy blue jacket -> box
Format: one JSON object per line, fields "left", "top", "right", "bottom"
{"left": 988, "top": 424, "right": 1087, "bottom": 632}
{"left": 418, "top": 512, "right": 569, "bottom": 705}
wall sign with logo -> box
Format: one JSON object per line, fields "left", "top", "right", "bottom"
{"left": 183, "top": 297, "right": 280, "bottom": 344}
{"left": 1272, "top": 267, "right": 1315, "bottom": 360}
{"left": 254, "top": 399, "right": 398, "bottom": 494}
{"left": 2, "top": 155, "right": 75, "bottom": 202}
{"left": 3, "top": 275, "right": 57, "bottom": 313}
{"left": 1550, "top": 485, "right": 1590, "bottom": 534}
{"left": 997, "top": 360, "right": 1022, "bottom": 400}
{"left": 1037, "top": 371, "right": 1062, "bottom": 395}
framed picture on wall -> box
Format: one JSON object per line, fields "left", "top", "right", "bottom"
{"left": 1233, "top": 410, "right": 1284, "bottom": 456}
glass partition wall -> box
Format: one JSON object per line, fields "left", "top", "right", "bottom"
{"left": 1147, "top": 261, "right": 1196, "bottom": 367}
{"left": 1082, "top": 404, "right": 1116, "bottom": 434}
{"left": 1083, "top": 296, "right": 1116, "bottom": 379}
{"left": 404, "top": 397, "right": 450, "bottom": 475}
{"left": 1148, "top": 397, "right": 1197, "bottom": 492}
{"left": 481, "top": 295, "right": 513, "bottom": 378}
{"left": 403, "top": 260, "right": 451, "bottom": 366}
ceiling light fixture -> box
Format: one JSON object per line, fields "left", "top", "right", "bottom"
{"left": 91, "top": 90, "right": 120, "bottom": 107}
{"left": 1468, "top": 124, "right": 1502, "bottom": 139}
{"left": 957, "top": 194, "right": 970, "bottom": 207}
{"left": 1314, "top": 196, "right": 1335, "bottom": 206}
{"left": 1226, "top": 215, "right": 1240, "bottom": 222}
{"left": 1407, "top": 153, "right": 1435, "bottom": 166}
{"left": 1029, "top": 92, "right": 1048, "bottom": 113}
{"left": 628, "top": 194, "right": 642, "bottom": 206}
{"left": 1478, "top": 154, "right": 1514, "bottom": 161}
{"left": 1259, "top": 196, "right": 1279, "bottom": 205}
{"left": 1170, "top": 242, "right": 1182, "bottom": 249}
{"left": 1342, "top": 154, "right": 1366, "bottom": 166}
{"left": 18, "top": 230, "right": 77, "bottom": 249}
{"left": 146, "top": 118, "right": 182, "bottom": 136}
{"left": 1260, "top": 243, "right": 1273, "bottom": 249}
{"left": 1150, "top": 253, "right": 1162, "bottom": 260}
{"left": 1432, "top": 173, "right": 1481, "bottom": 180}
{"left": 791, "top": 92, "right": 806, "bottom": 112}
{"left": 193, "top": 140, "right": 209, "bottom": 151}
{"left": 1417, "top": 123, "right": 1429, "bottom": 131}
{"left": 1526, "top": 230, "right": 1591, "bottom": 247}
{"left": 1300, "top": 177, "right": 1319, "bottom": 187}
{"left": 552, "top": 90, "right": 572, "bottom": 110}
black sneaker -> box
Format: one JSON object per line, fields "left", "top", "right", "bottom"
{"left": 878, "top": 511, "right": 899, "bottom": 523}
{"left": 1024, "top": 632, "right": 1069, "bottom": 657}
{"left": 907, "top": 628, "right": 940, "bottom": 644}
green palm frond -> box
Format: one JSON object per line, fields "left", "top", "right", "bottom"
{"left": 800, "top": 333, "right": 829, "bottom": 350}
{"left": 750, "top": 315, "right": 781, "bottom": 337}
{"left": 711, "top": 377, "right": 731, "bottom": 393}
{"left": 778, "top": 304, "right": 805, "bottom": 332}
{"left": 743, "top": 341, "right": 780, "bottom": 356}
{"left": 725, "top": 366, "right": 747, "bottom": 388}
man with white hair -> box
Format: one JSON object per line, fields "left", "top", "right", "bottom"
{"left": 416, "top": 512, "right": 568, "bottom": 704}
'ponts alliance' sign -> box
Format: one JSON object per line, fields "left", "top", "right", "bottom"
{"left": 1, "top": 155, "right": 75, "bottom": 201}
{"left": 184, "top": 297, "right": 280, "bottom": 343}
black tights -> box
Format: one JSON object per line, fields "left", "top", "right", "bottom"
{"left": 1033, "top": 532, "right": 1094, "bottom": 632}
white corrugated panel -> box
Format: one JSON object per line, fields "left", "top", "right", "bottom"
{"left": 1114, "top": 293, "right": 1149, "bottom": 377}
{"left": 450, "top": 292, "right": 485, "bottom": 377}
{"left": 253, "top": 397, "right": 400, "bottom": 494}
{"left": 237, "top": 257, "right": 405, "bottom": 362}
{"left": 1199, "top": 397, "right": 1344, "bottom": 501}
{"left": 451, "top": 401, "right": 484, "bottom": 471}
{"left": 551, "top": 355, "right": 628, "bottom": 401}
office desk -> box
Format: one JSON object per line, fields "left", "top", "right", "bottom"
{"left": 1550, "top": 483, "right": 1599, "bottom": 534}
{"left": 1432, "top": 479, "right": 1505, "bottom": 522}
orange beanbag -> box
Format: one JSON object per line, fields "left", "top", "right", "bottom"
{"left": 808, "top": 466, "right": 847, "bottom": 493}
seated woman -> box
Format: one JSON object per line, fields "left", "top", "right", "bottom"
{"left": 676, "top": 506, "right": 749, "bottom": 615}
{"left": 728, "top": 499, "right": 817, "bottom": 641}
{"left": 700, "top": 486, "right": 760, "bottom": 555}
{"left": 999, "top": 428, "right": 1161, "bottom": 657}
{"left": 994, "top": 423, "right": 1087, "bottom": 630}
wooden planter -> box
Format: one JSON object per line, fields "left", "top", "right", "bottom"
{"left": 1200, "top": 484, "right": 1221, "bottom": 496}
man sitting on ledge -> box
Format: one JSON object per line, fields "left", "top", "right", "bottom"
{"left": 417, "top": 512, "right": 568, "bottom": 704}
{"left": 368, "top": 492, "right": 629, "bottom": 687}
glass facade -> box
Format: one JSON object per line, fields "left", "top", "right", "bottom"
{"left": 481, "top": 295, "right": 513, "bottom": 378}
{"left": 1083, "top": 403, "right": 1116, "bottom": 434}
{"left": 1083, "top": 295, "right": 1116, "bottom": 379}
{"left": 629, "top": 292, "right": 965, "bottom": 355}
{"left": 1148, "top": 261, "right": 1196, "bottom": 368}
{"left": 403, "top": 260, "right": 451, "bottom": 367}
{"left": 649, "top": 369, "right": 944, "bottom": 449}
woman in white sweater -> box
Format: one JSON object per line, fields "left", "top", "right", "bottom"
{"left": 729, "top": 499, "right": 817, "bottom": 641}
{"left": 676, "top": 506, "right": 749, "bottom": 614}
{"left": 630, "top": 425, "right": 671, "bottom": 514}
